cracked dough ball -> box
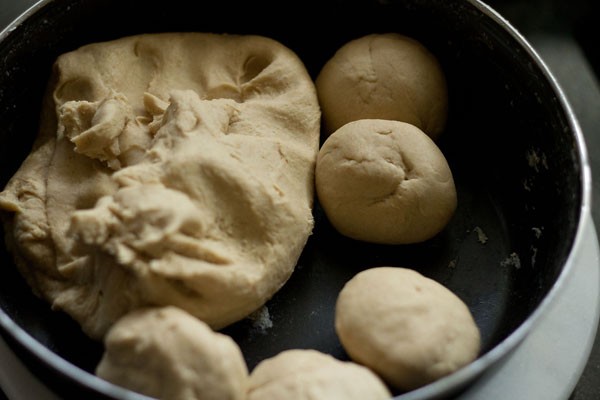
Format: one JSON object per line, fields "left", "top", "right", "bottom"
{"left": 0, "top": 33, "right": 320, "bottom": 339}
{"left": 247, "top": 349, "right": 391, "bottom": 400}
{"left": 316, "top": 33, "right": 447, "bottom": 139}
{"left": 96, "top": 306, "right": 248, "bottom": 400}
{"left": 315, "top": 119, "right": 456, "bottom": 244}
{"left": 335, "top": 267, "right": 481, "bottom": 391}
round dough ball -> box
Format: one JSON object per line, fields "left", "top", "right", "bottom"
{"left": 315, "top": 119, "right": 456, "bottom": 244}
{"left": 96, "top": 306, "right": 248, "bottom": 400}
{"left": 335, "top": 267, "right": 481, "bottom": 391}
{"left": 247, "top": 349, "right": 391, "bottom": 400}
{"left": 316, "top": 33, "right": 448, "bottom": 139}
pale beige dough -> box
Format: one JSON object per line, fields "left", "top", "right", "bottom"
{"left": 315, "top": 119, "right": 456, "bottom": 244}
{"left": 247, "top": 349, "right": 391, "bottom": 400}
{"left": 335, "top": 267, "right": 481, "bottom": 391}
{"left": 316, "top": 33, "right": 447, "bottom": 139}
{"left": 96, "top": 306, "right": 248, "bottom": 400}
{"left": 0, "top": 33, "right": 320, "bottom": 339}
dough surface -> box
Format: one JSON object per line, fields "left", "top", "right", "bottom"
{"left": 335, "top": 267, "right": 481, "bottom": 390}
{"left": 96, "top": 306, "right": 248, "bottom": 400}
{"left": 247, "top": 349, "right": 391, "bottom": 400}
{"left": 0, "top": 33, "right": 320, "bottom": 339}
{"left": 315, "top": 119, "right": 456, "bottom": 244}
{"left": 316, "top": 33, "right": 447, "bottom": 139}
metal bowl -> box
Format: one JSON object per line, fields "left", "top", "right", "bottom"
{"left": 0, "top": 0, "right": 591, "bottom": 399}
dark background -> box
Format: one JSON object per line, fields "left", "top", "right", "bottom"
{"left": 1, "top": 0, "right": 599, "bottom": 399}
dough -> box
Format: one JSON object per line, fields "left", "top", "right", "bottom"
{"left": 316, "top": 33, "right": 447, "bottom": 139}
{"left": 96, "top": 306, "right": 248, "bottom": 400}
{"left": 0, "top": 33, "right": 320, "bottom": 339}
{"left": 247, "top": 349, "right": 391, "bottom": 400}
{"left": 315, "top": 119, "right": 456, "bottom": 244}
{"left": 335, "top": 267, "right": 481, "bottom": 390}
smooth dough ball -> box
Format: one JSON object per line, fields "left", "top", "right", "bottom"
{"left": 247, "top": 349, "right": 391, "bottom": 400}
{"left": 96, "top": 306, "right": 248, "bottom": 400}
{"left": 335, "top": 267, "right": 481, "bottom": 391}
{"left": 315, "top": 119, "right": 456, "bottom": 244}
{"left": 316, "top": 33, "right": 448, "bottom": 139}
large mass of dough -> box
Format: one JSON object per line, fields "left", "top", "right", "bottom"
{"left": 335, "top": 267, "right": 481, "bottom": 390}
{"left": 0, "top": 33, "right": 320, "bottom": 339}
{"left": 315, "top": 119, "right": 456, "bottom": 244}
{"left": 96, "top": 306, "right": 248, "bottom": 400}
{"left": 247, "top": 349, "right": 391, "bottom": 400}
{"left": 316, "top": 33, "right": 447, "bottom": 139}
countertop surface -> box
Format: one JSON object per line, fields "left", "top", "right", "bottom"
{"left": 1, "top": 0, "right": 600, "bottom": 399}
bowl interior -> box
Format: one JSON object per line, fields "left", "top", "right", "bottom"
{"left": 0, "top": 0, "right": 584, "bottom": 398}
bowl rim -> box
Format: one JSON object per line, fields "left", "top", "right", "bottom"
{"left": 0, "top": 0, "right": 593, "bottom": 399}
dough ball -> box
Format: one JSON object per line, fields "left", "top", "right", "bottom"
{"left": 315, "top": 119, "right": 456, "bottom": 244}
{"left": 96, "top": 306, "right": 248, "bottom": 400}
{"left": 247, "top": 349, "right": 391, "bottom": 400}
{"left": 335, "top": 267, "right": 481, "bottom": 391}
{"left": 316, "top": 33, "right": 447, "bottom": 139}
